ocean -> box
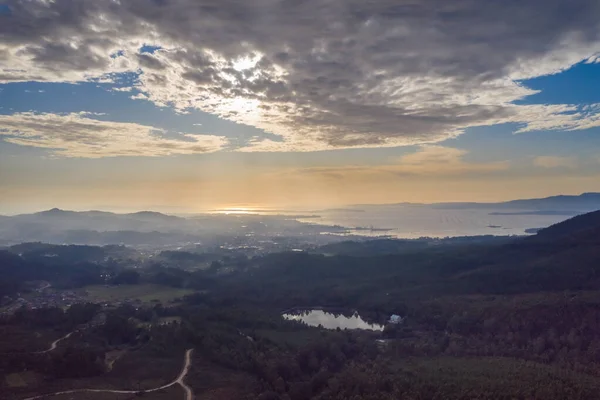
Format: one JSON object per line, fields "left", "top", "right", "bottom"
{"left": 297, "top": 205, "right": 575, "bottom": 238}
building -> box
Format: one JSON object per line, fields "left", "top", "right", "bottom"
{"left": 389, "top": 314, "right": 404, "bottom": 324}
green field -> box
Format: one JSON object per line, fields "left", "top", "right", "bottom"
{"left": 4, "top": 371, "right": 41, "bottom": 388}
{"left": 83, "top": 284, "right": 195, "bottom": 304}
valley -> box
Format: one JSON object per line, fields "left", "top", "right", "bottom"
{"left": 3, "top": 208, "right": 600, "bottom": 399}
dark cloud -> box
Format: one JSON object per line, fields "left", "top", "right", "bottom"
{"left": 1, "top": 0, "right": 600, "bottom": 151}
{"left": 136, "top": 53, "right": 166, "bottom": 70}
{"left": 181, "top": 68, "right": 217, "bottom": 85}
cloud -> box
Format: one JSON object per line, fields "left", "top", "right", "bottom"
{"left": 0, "top": 112, "right": 228, "bottom": 157}
{"left": 533, "top": 156, "right": 578, "bottom": 169}
{"left": 387, "top": 145, "right": 509, "bottom": 174}
{"left": 130, "top": 92, "right": 149, "bottom": 100}
{"left": 278, "top": 146, "right": 509, "bottom": 180}
{"left": 514, "top": 104, "right": 600, "bottom": 133}
{"left": 399, "top": 146, "right": 469, "bottom": 166}
{"left": 1, "top": 0, "right": 600, "bottom": 152}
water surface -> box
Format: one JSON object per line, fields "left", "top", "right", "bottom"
{"left": 283, "top": 309, "right": 384, "bottom": 331}
{"left": 298, "top": 206, "right": 573, "bottom": 238}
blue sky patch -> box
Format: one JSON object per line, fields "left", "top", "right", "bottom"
{"left": 0, "top": 80, "right": 275, "bottom": 147}
{"left": 140, "top": 45, "right": 162, "bottom": 54}
{"left": 516, "top": 61, "right": 600, "bottom": 105}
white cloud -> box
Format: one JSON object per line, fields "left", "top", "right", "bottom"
{"left": 533, "top": 156, "right": 578, "bottom": 169}
{"left": 513, "top": 104, "right": 600, "bottom": 133}
{"left": 0, "top": 112, "right": 228, "bottom": 157}
{"left": 1, "top": 0, "right": 600, "bottom": 152}
{"left": 130, "top": 92, "right": 148, "bottom": 100}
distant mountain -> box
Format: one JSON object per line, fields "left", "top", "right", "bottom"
{"left": 0, "top": 209, "right": 194, "bottom": 246}
{"left": 26, "top": 208, "right": 180, "bottom": 221}
{"left": 432, "top": 192, "right": 600, "bottom": 211}
{"left": 353, "top": 192, "right": 600, "bottom": 213}
{"left": 488, "top": 210, "right": 581, "bottom": 216}
{"left": 16, "top": 208, "right": 183, "bottom": 223}
{"left": 501, "top": 192, "right": 600, "bottom": 211}
{"left": 32, "top": 208, "right": 79, "bottom": 217}
{"left": 125, "top": 210, "right": 181, "bottom": 222}
{"left": 0, "top": 207, "right": 342, "bottom": 246}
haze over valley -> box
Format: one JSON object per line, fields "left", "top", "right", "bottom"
{"left": 2, "top": 193, "right": 600, "bottom": 250}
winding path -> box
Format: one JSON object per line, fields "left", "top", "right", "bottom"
{"left": 34, "top": 332, "right": 74, "bottom": 354}
{"left": 22, "top": 349, "right": 195, "bottom": 400}
{"left": 0, "top": 331, "right": 75, "bottom": 357}
{"left": 177, "top": 349, "right": 194, "bottom": 400}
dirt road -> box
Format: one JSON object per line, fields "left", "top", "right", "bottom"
{"left": 22, "top": 348, "right": 195, "bottom": 400}
{"left": 34, "top": 332, "right": 74, "bottom": 354}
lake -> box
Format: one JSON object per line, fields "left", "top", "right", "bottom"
{"left": 283, "top": 309, "right": 384, "bottom": 331}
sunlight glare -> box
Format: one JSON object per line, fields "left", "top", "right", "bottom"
{"left": 232, "top": 54, "right": 261, "bottom": 71}
{"left": 213, "top": 207, "right": 259, "bottom": 215}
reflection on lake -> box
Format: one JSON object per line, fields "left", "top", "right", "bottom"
{"left": 283, "top": 309, "right": 384, "bottom": 331}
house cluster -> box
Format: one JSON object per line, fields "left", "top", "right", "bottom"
{"left": 1, "top": 290, "right": 86, "bottom": 316}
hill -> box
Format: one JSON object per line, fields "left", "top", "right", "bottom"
{"left": 451, "top": 209, "right": 600, "bottom": 294}
{"left": 32, "top": 208, "right": 79, "bottom": 217}
{"left": 220, "top": 209, "right": 600, "bottom": 310}
{"left": 527, "top": 209, "right": 600, "bottom": 244}
{"left": 431, "top": 192, "right": 600, "bottom": 211}
{"left": 0, "top": 209, "right": 195, "bottom": 246}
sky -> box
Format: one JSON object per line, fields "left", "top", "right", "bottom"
{"left": 1, "top": 0, "right": 600, "bottom": 213}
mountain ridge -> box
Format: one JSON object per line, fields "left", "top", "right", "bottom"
{"left": 6, "top": 192, "right": 600, "bottom": 216}
{"left": 23, "top": 208, "right": 178, "bottom": 219}
{"left": 350, "top": 192, "right": 600, "bottom": 211}
{"left": 526, "top": 209, "right": 600, "bottom": 244}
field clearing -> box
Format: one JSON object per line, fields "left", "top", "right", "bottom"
{"left": 4, "top": 371, "right": 41, "bottom": 388}
{"left": 105, "top": 349, "right": 127, "bottom": 372}
{"left": 83, "top": 284, "right": 195, "bottom": 304}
